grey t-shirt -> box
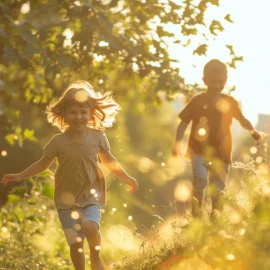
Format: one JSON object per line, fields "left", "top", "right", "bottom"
{"left": 43, "top": 128, "right": 110, "bottom": 209}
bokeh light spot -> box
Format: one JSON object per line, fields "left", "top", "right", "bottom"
{"left": 261, "top": 183, "right": 270, "bottom": 197}
{"left": 226, "top": 254, "right": 235, "bottom": 261}
{"left": 76, "top": 237, "right": 82, "bottom": 243}
{"left": 174, "top": 181, "right": 192, "bottom": 202}
{"left": 199, "top": 116, "right": 208, "bottom": 124}
{"left": 71, "top": 211, "right": 79, "bottom": 220}
{"left": 107, "top": 225, "right": 136, "bottom": 250}
{"left": 74, "top": 224, "right": 81, "bottom": 231}
{"left": 61, "top": 192, "right": 75, "bottom": 206}
{"left": 250, "top": 146, "right": 257, "bottom": 154}
{"left": 239, "top": 228, "right": 245, "bottom": 235}
{"left": 216, "top": 98, "right": 231, "bottom": 113}
{"left": 1, "top": 150, "right": 7, "bottom": 157}
{"left": 198, "top": 128, "right": 206, "bottom": 136}
{"left": 1, "top": 227, "right": 8, "bottom": 233}
{"left": 228, "top": 210, "right": 242, "bottom": 224}
{"left": 138, "top": 157, "right": 155, "bottom": 173}
{"left": 74, "top": 90, "right": 88, "bottom": 103}
{"left": 257, "top": 163, "right": 269, "bottom": 175}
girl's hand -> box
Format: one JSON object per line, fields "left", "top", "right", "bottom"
{"left": 125, "top": 176, "right": 139, "bottom": 193}
{"left": 1, "top": 174, "right": 22, "bottom": 185}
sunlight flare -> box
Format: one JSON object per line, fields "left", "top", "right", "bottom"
{"left": 174, "top": 180, "right": 193, "bottom": 202}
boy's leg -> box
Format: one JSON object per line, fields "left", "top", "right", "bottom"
{"left": 70, "top": 242, "right": 86, "bottom": 270}
{"left": 209, "top": 162, "right": 229, "bottom": 212}
{"left": 191, "top": 154, "right": 208, "bottom": 216}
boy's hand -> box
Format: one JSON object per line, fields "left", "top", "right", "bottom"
{"left": 251, "top": 130, "right": 263, "bottom": 145}
{"left": 125, "top": 176, "right": 139, "bottom": 193}
{"left": 1, "top": 174, "right": 22, "bottom": 185}
{"left": 172, "top": 141, "right": 182, "bottom": 157}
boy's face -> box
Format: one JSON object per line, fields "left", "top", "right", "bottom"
{"left": 203, "top": 72, "right": 227, "bottom": 95}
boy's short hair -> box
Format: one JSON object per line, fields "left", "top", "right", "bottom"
{"left": 203, "top": 59, "right": 227, "bottom": 78}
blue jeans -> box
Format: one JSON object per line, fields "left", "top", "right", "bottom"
{"left": 191, "top": 154, "right": 229, "bottom": 210}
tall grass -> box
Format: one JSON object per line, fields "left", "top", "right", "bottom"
{"left": 119, "top": 156, "right": 270, "bottom": 270}
{"left": 1, "top": 156, "right": 270, "bottom": 269}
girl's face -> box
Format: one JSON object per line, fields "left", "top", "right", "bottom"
{"left": 64, "top": 104, "right": 91, "bottom": 131}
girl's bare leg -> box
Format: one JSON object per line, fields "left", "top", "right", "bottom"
{"left": 82, "top": 221, "right": 105, "bottom": 270}
{"left": 70, "top": 241, "right": 85, "bottom": 270}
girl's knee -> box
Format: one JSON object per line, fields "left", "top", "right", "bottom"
{"left": 82, "top": 221, "right": 99, "bottom": 236}
{"left": 70, "top": 241, "right": 84, "bottom": 252}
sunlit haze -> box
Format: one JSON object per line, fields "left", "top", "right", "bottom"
{"left": 167, "top": 0, "right": 270, "bottom": 125}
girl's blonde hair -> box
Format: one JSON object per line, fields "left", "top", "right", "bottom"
{"left": 46, "top": 80, "right": 120, "bottom": 131}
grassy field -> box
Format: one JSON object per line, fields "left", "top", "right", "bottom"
{"left": 1, "top": 157, "right": 270, "bottom": 270}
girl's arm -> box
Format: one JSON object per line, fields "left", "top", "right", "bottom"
{"left": 1, "top": 155, "right": 55, "bottom": 185}
{"left": 99, "top": 151, "right": 138, "bottom": 193}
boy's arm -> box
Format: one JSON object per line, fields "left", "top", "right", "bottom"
{"left": 99, "top": 151, "right": 138, "bottom": 193}
{"left": 1, "top": 155, "right": 55, "bottom": 185}
{"left": 238, "top": 115, "right": 262, "bottom": 144}
{"left": 172, "top": 121, "right": 189, "bottom": 156}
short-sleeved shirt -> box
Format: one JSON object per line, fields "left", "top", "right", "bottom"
{"left": 179, "top": 92, "right": 243, "bottom": 164}
{"left": 43, "top": 128, "right": 110, "bottom": 209}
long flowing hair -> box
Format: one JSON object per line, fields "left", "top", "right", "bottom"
{"left": 46, "top": 80, "right": 120, "bottom": 131}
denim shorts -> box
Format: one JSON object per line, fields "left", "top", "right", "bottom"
{"left": 57, "top": 204, "right": 100, "bottom": 246}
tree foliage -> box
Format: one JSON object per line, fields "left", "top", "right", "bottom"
{"left": 0, "top": 0, "right": 237, "bottom": 135}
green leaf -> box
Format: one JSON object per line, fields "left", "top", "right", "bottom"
{"left": 25, "top": 215, "right": 39, "bottom": 222}
{"left": 7, "top": 194, "right": 21, "bottom": 203}
{"left": 226, "top": 44, "right": 235, "bottom": 55}
{"left": 5, "top": 133, "right": 15, "bottom": 145}
{"left": 193, "top": 44, "right": 208, "bottom": 56}
{"left": 209, "top": 0, "right": 220, "bottom": 6}
{"left": 228, "top": 85, "right": 236, "bottom": 94}
{"left": 38, "top": 170, "right": 53, "bottom": 179}
{"left": 42, "top": 183, "right": 54, "bottom": 200}
{"left": 23, "top": 129, "right": 38, "bottom": 142}
{"left": 209, "top": 20, "right": 224, "bottom": 35}
{"left": 224, "top": 14, "right": 233, "bottom": 23}
{"left": 157, "top": 26, "right": 174, "bottom": 38}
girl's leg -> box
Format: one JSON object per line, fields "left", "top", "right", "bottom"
{"left": 70, "top": 241, "right": 85, "bottom": 270}
{"left": 82, "top": 221, "right": 105, "bottom": 270}
{"left": 57, "top": 208, "right": 86, "bottom": 270}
